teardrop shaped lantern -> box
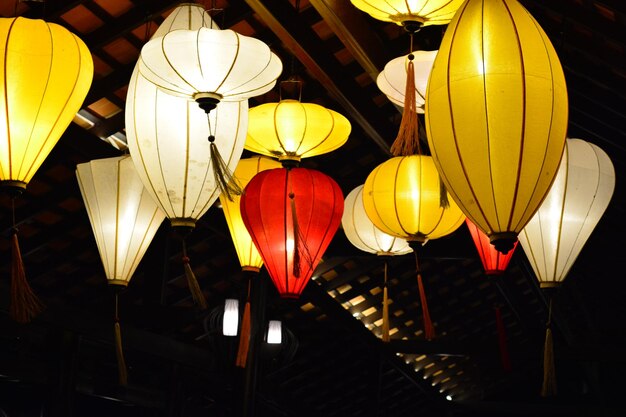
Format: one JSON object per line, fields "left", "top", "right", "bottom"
{"left": 220, "top": 156, "right": 282, "bottom": 272}
{"left": 363, "top": 155, "right": 465, "bottom": 244}
{"left": 376, "top": 50, "right": 437, "bottom": 114}
{"left": 425, "top": 0, "right": 568, "bottom": 254}
{"left": 342, "top": 184, "right": 412, "bottom": 256}
{"left": 138, "top": 27, "right": 282, "bottom": 112}
{"left": 350, "top": 0, "right": 464, "bottom": 27}
{"left": 466, "top": 218, "right": 517, "bottom": 275}
{"left": 518, "top": 138, "right": 615, "bottom": 288}
{"left": 240, "top": 167, "right": 344, "bottom": 299}
{"left": 0, "top": 16, "right": 93, "bottom": 324}
{"left": 76, "top": 155, "right": 166, "bottom": 287}
{"left": 245, "top": 97, "right": 351, "bottom": 164}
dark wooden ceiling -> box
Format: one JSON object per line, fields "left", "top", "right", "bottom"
{"left": 1, "top": 0, "right": 625, "bottom": 416}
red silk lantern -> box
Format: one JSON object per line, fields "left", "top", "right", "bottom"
{"left": 240, "top": 167, "right": 344, "bottom": 298}
{"left": 466, "top": 218, "right": 517, "bottom": 275}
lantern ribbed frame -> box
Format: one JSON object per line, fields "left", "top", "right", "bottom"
{"left": 0, "top": 17, "right": 93, "bottom": 186}
{"left": 362, "top": 155, "right": 465, "bottom": 243}
{"left": 240, "top": 167, "right": 344, "bottom": 299}
{"left": 425, "top": 0, "right": 569, "bottom": 253}
{"left": 76, "top": 155, "right": 166, "bottom": 286}
{"left": 219, "top": 156, "right": 282, "bottom": 271}
{"left": 518, "top": 139, "right": 615, "bottom": 288}
{"left": 350, "top": 0, "right": 464, "bottom": 26}
{"left": 245, "top": 100, "right": 351, "bottom": 162}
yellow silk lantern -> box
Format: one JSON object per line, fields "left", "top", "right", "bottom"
{"left": 350, "top": 0, "right": 464, "bottom": 27}
{"left": 245, "top": 99, "right": 351, "bottom": 164}
{"left": 425, "top": 0, "right": 568, "bottom": 253}
{"left": 363, "top": 155, "right": 465, "bottom": 244}
{"left": 219, "top": 156, "right": 282, "bottom": 272}
{"left": 0, "top": 17, "right": 93, "bottom": 189}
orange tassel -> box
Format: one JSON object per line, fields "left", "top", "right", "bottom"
{"left": 114, "top": 319, "right": 128, "bottom": 386}
{"left": 235, "top": 299, "right": 251, "bottom": 368}
{"left": 382, "top": 260, "right": 390, "bottom": 342}
{"left": 541, "top": 298, "right": 557, "bottom": 396}
{"left": 10, "top": 230, "right": 44, "bottom": 324}
{"left": 417, "top": 273, "right": 435, "bottom": 341}
{"left": 390, "top": 54, "right": 421, "bottom": 157}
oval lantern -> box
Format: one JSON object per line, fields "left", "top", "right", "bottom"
{"left": 466, "top": 218, "right": 517, "bottom": 275}
{"left": 425, "top": 0, "right": 568, "bottom": 254}
{"left": 245, "top": 99, "right": 351, "bottom": 164}
{"left": 76, "top": 155, "right": 166, "bottom": 287}
{"left": 376, "top": 50, "right": 437, "bottom": 114}
{"left": 219, "top": 156, "right": 282, "bottom": 272}
{"left": 241, "top": 167, "right": 344, "bottom": 299}
{"left": 350, "top": 0, "right": 464, "bottom": 27}
{"left": 342, "top": 184, "right": 411, "bottom": 256}
{"left": 138, "top": 27, "right": 282, "bottom": 111}
{"left": 518, "top": 138, "right": 615, "bottom": 288}
{"left": 363, "top": 155, "right": 465, "bottom": 244}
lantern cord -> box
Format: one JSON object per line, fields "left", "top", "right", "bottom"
{"left": 495, "top": 305, "right": 512, "bottom": 372}
{"left": 182, "top": 239, "right": 208, "bottom": 310}
{"left": 382, "top": 259, "right": 390, "bottom": 343}
{"left": 207, "top": 112, "right": 242, "bottom": 201}
{"left": 414, "top": 251, "right": 435, "bottom": 341}
{"left": 390, "top": 52, "right": 421, "bottom": 157}
{"left": 236, "top": 276, "right": 253, "bottom": 368}
{"left": 541, "top": 296, "right": 557, "bottom": 397}
{"left": 439, "top": 176, "right": 450, "bottom": 208}
{"left": 9, "top": 197, "right": 44, "bottom": 324}
{"left": 113, "top": 291, "right": 128, "bottom": 386}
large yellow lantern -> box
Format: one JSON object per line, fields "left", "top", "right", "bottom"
{"left": 363, "top": 155, "right": 465, "bottom": 244}
{"left": 518, "top": 138, "right": 615, "bottom": 288}
{"left": 425, "top": 0, "right": 568, "bottom": 253}
{"left": 0, "top": 17, "right": 93, "bottom": 189}
{"left": 245, "top": 98, "right": 351, "bottom": 165}
{"left": 350, "top": 0, "right": 464, "bottom": 27}
{"left": 219, "top": 156, "right": 282, "bottom": 272}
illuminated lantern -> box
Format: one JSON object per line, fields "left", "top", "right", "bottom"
{"left": 518, "top": 138, "right": 615, "bottom": 288}
{"left": 376, "top": 50, "right": 437, "bottom": 113}
{"left": 350, "top": 0, "right": 464, "bottom": 27}
{"left": 76, "top": 155, "right": 166, "bottom": 385}
{"left": 0, "top": 17, "right": 93, "bottom": 324}
{"left": 425, "top": 0, "right": 568, "bottom": 253}
{"left": 245, "top": 91, "right": 351, "bottom": 164}
{"left": 138, "top": 27, "right": 282, "bottom": 111}
{"left": 220, "top": 156, "right": 282, "bottom": 272}
{"left": 241, "top": 168, "right": 344, "bottom": 299}
{"left": 466, "top": 218, "right": 517, "bottom": 275}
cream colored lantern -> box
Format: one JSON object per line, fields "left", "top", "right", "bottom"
{"left": 518, "top": 138, "right": 615, "bottom": 288}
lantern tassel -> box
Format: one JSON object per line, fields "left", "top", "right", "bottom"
{"left": 209, "top": 136, "right": 242, "bottom": 202}
{"left": 10, "top": 228, "right": 44, "bottom": 324}
{"left": 495, "top": 305, "right": 512, "bottom": 372}
{"left": 289, "top": 191, "right": 313, "bottom": 278}
{"left": 113, "top": 293, "right": 128, "bottom": 386}
{"left": 414, "top": 252, "right": 434, "bottom": 340}
{"left": 541, "top": 298, "right": 557, "bottom": 397}
{"left": 439, "top": 177, "right": 450, "bottom": 209}
{"left": 236, "top": 279, "right": 252, "bottom": 368}
{"left": 390, "top": 54, "right": 421, "bottom": 157}
{"left": 182, "top": 240, "right": 208, "bottom": 310}
{"left": 382, "top": 259, "right": 390, "bottom": 342}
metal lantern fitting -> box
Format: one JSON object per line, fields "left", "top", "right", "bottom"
{"left": 76, "top": 155, "right": 166, "bottom": 286}
{"left": 219, "top": 156, "right": 282, "bottom": 272}
{"left": 518, "top": 138, "right": 615, "bottom": 288}
{"left": 342, "top": 184, "right": 412, "bottom": 256}
{"left": 240, "top": 167, "right": 344, "bottom": 299}
{"left": 466, "top": 218, "right": 517, "bottom": 275}
{"left": 350, "top": 0, "right": 464, "bottom": 27}
{"left": 376, "top": 50, "right": 437, "bottom": 114}
{"left": 425, "top": 0, "right": 568, "bottom": 254}
{"left": 0, "top": 17, "right": 93, "bottom": 190}
{"left": 138, "top": 27, "right": 282, "bottom": 111}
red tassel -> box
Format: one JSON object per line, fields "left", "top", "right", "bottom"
{"left": 236, "top": 280, "right": 252, "bottom": 368}
{"left": 10, "top": 230, "right": 44, "bottom": 323}
{"left": 382, "top": 260, "right": 390, "bottom": 342}
{"left": 495, "top": 305, "right": 512, "bottom": 372}
{"left": 417, "top": 273, "right": 435, "bottom": 341}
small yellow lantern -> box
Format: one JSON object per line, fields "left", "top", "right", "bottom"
{"left": 350, "top": 0, "right": 464, "bottom": 27}
{"left": 425, "top": 0, "right": 568, "bottom": 253}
